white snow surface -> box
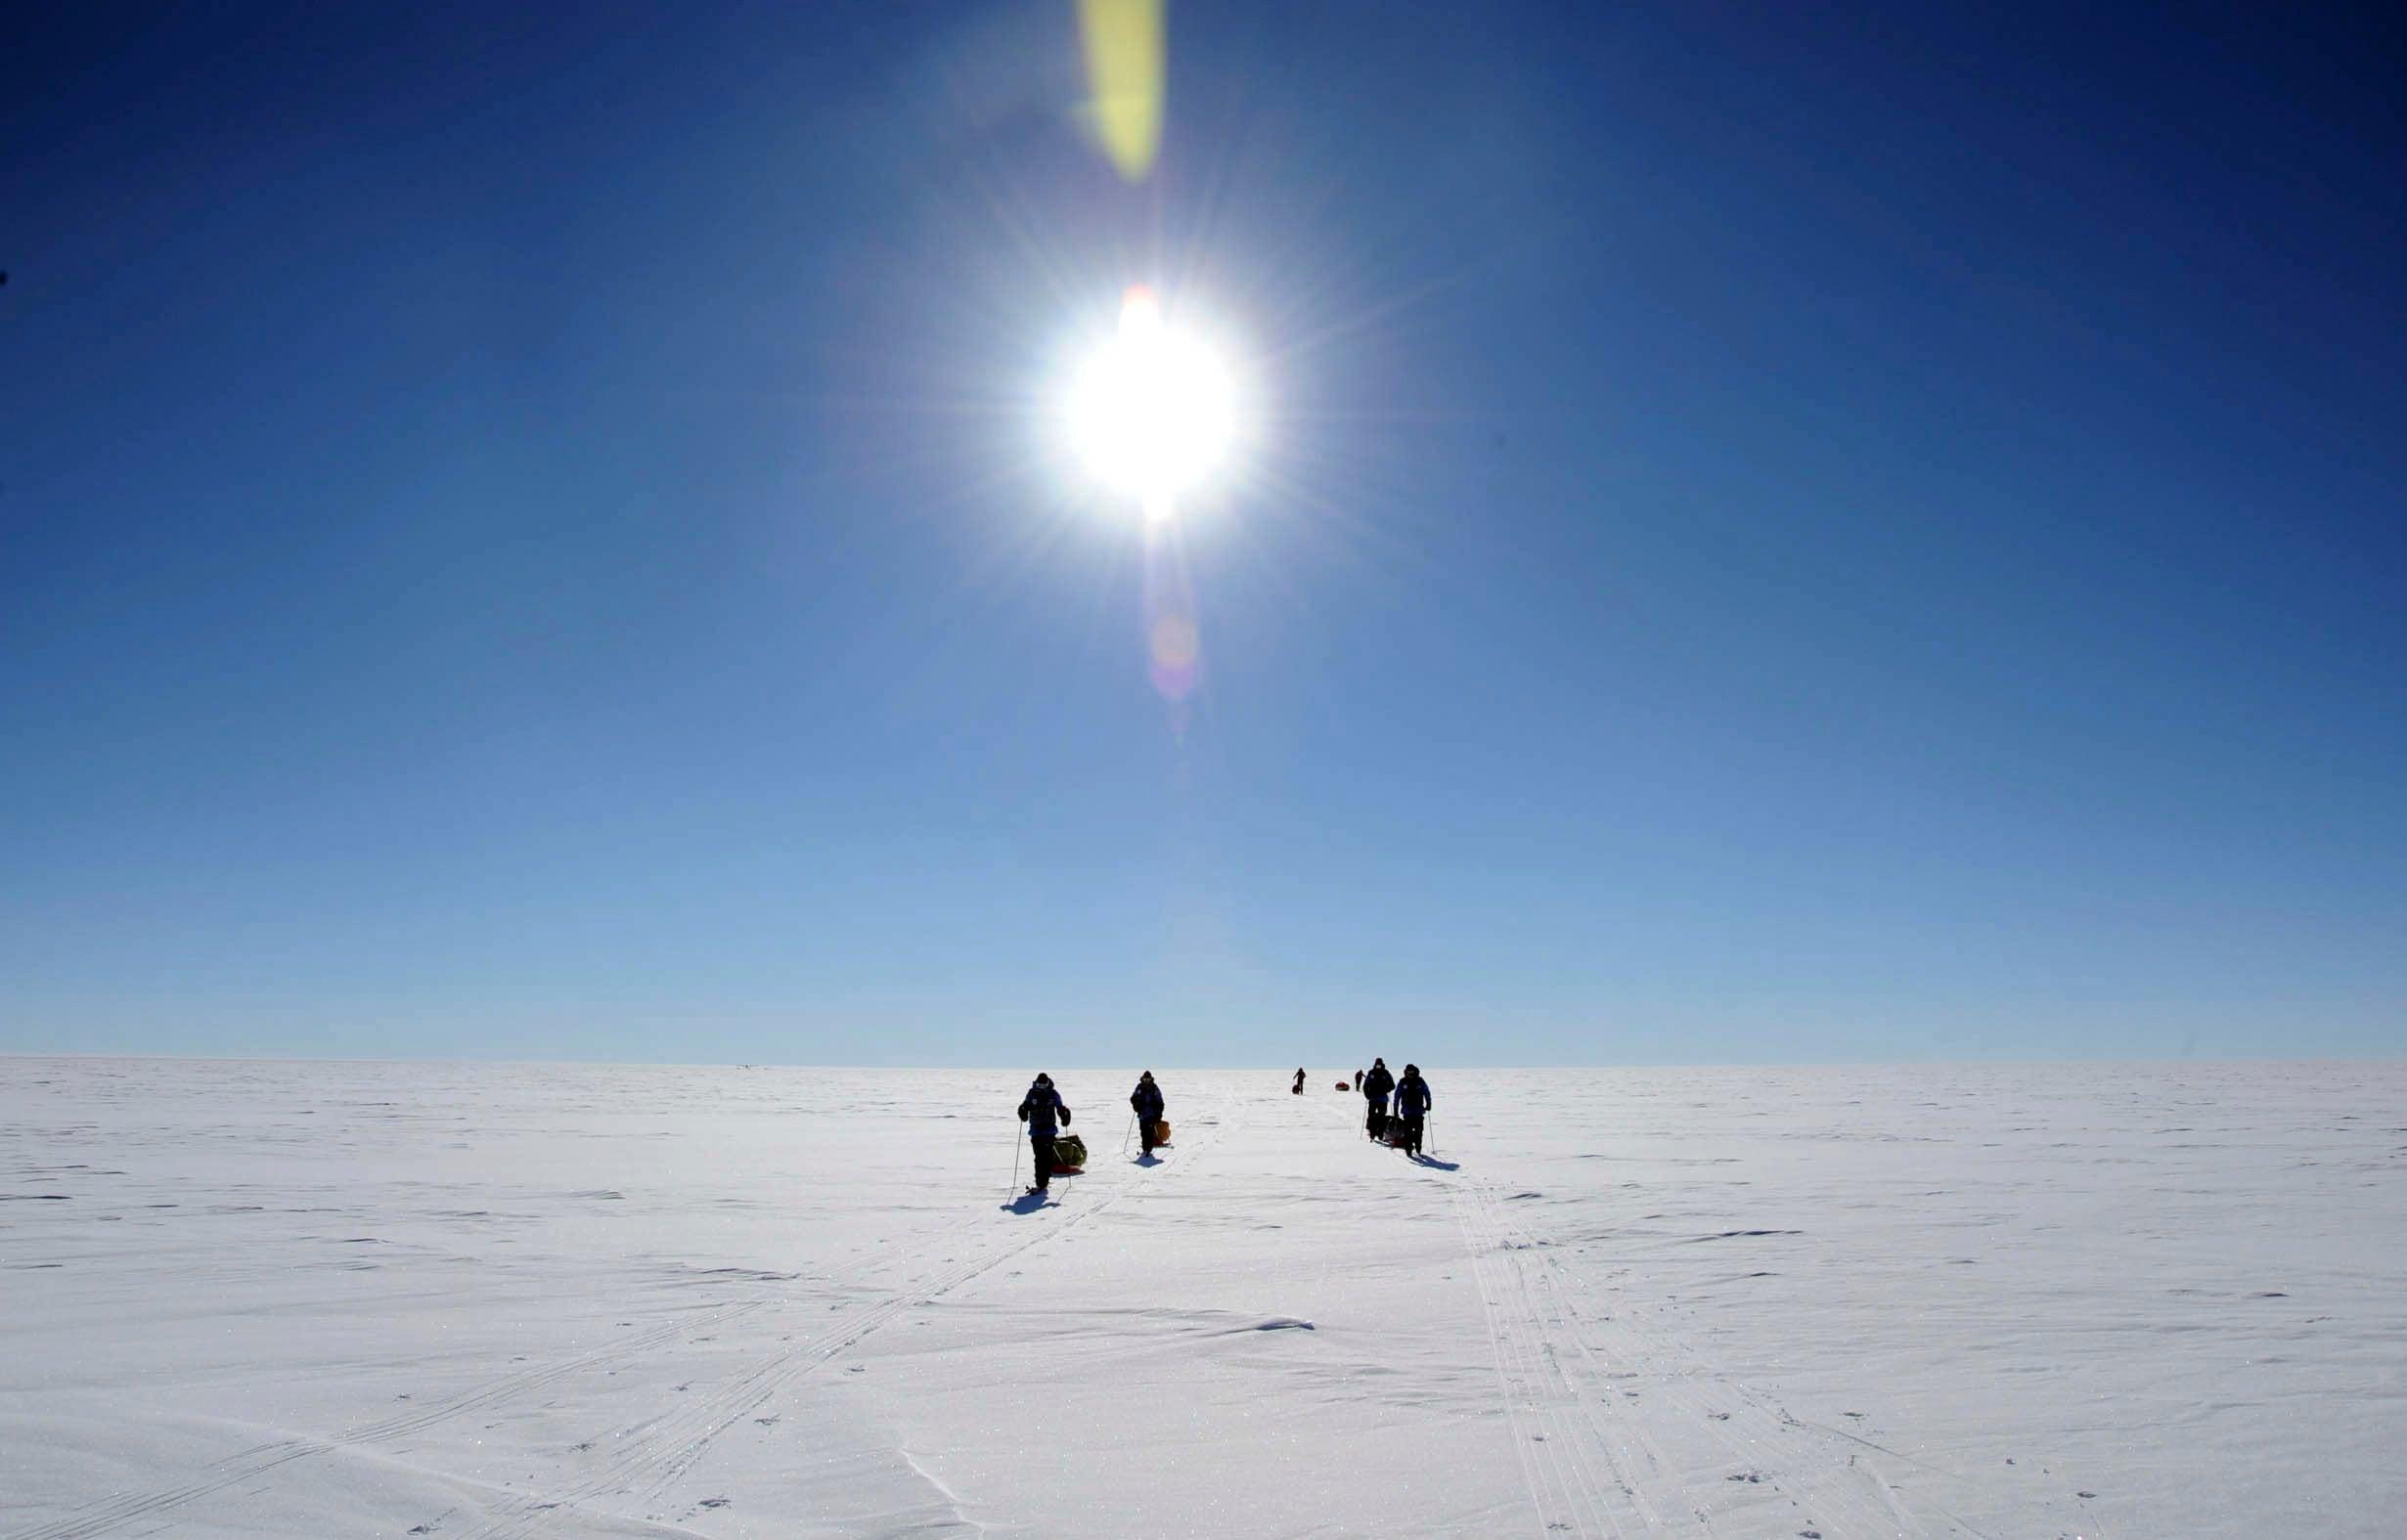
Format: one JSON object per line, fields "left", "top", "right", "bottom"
{"left": 3, "top": 1058, "right": 2402, "bottom": 1539}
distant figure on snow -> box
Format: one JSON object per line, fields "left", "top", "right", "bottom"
{"left": 1354, "top": 1068, "right": 1364, "bottom": 1092}
{"left": 1292, "top": 1067, "right": 1307, "bottom": 1095}
{"left": 1392, "top": 1064, "right": 1432, "bottom": 1156}
{"left": 1017, "top": 1073, "right": 1073, "bottom": 1195}
{"left": 1130, "top": 1071, "right": 1165, "bottom": 1157}
{"left": 1362, "top": 1058, "right": 1395, "bottom": 1140}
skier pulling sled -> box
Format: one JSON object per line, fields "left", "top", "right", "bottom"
{"left": 1130, "top": 1072, "right": 1166, "bottom": 1158}
{"left": 1016, "top": 1074, "right": 1076, "bottom": 1196}
{"left": 1390, "top": 1064, "right": 1432, "bottom": 1157}
{"left": 1362, "top": 1058, "right": 1394, "bottom": 1141}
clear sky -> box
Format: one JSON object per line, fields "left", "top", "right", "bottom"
{"left": 5, "top": 2, "right": 2401, "bottom": 1066}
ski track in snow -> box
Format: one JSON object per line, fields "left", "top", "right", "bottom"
{"left": 5, "top": 1289, "right": 769, "bottom": 1540}
{"left": 1456, "top": 1172, "right": 1950, "bottom": 1539}
{"left": 460, "top": 1093, "right": 1243, "bottom": 1538}
{"left": 1326, "top": 1091, "right": 2122, "bottom": 1540}
{"left": 9, "top": 1094, "right": 1242, "bottom": 1540}
{"left": 1455, "top": 1173, "right": 1652, "bottom": 1539}
{"left": 1446, "top": 1154, "right": 2128, "bottom": 1540}
{"left": 1525, "top": 1223, "right": 2130, "bottom": 1540}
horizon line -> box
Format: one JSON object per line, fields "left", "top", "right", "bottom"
{"left": 6, "top": 1050, "right": 2400, "bottom": 1071}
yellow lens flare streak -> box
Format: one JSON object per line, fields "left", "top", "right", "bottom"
{"left": 1076, "top": 0, "right": 1165, "bottom": 181}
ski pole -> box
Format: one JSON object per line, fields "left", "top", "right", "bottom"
{"left": 1122, "top": 1109, "right": 1137, "bottom": 1157}
{"left": 1009, "top": 1123, "right": 1023, "bottom": 1196}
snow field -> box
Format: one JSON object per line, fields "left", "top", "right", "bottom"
{"left": 3, "top": 1058, "right": 2402, "bottom": 1537}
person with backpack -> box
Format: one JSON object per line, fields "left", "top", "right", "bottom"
{"left": 1362, "top": 1058, "right": 1395, "bottom": 1140}
{"left": 1130, "top": 1071, "right": 1165, "bottom": 1157}
{"left": 1016, "top": 1073, "right": 1073, "bottom": 1195}
{"left": 1392, "top": 1064, "right": 1432, "bottom": 1156}
{"left": 1292, "top": 1067, "right": 1307, "bottom": 1094}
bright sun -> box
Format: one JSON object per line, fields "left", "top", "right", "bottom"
{"left": 1067, "top": 286, "right": 1236, "bottom": 519}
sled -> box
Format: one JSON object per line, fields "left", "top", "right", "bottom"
{"left": 1051, "top": 1133, "right": 1089, "bottom": 1170}
{"left": 1152, "top": 1120, "right": 1171, "bottom": 1145}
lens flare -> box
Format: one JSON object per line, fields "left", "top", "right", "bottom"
{"left": 1144, "top": 521, "right": 1202, "bottom": 704}
{"left": 1149, "top": 612, "right": 1198, "bottom": 669}
{"left": 1076, "top": 0, "right": 1165, "bottom": 182}
{"left": 1068, "top": 286, "right": 1236, "bottom": 517}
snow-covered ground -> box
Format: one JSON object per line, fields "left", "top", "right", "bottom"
{"left": 3, "top": 1059, "right": 2401, "bottom": 1538}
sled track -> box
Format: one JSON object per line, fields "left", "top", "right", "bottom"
{"left": 1334, "top": 1094, "right": 1659, "bottom": 1537}
{"left": 1453, "top": 1170, "right": 1913, "bottom": 1537}
{"left": 1521, "top": 1203, "right": 2108, "bottom": 1540}
{"left": 6, "top": 1297, "right": 777, "bottom": 1540}
{"left": 10, "top": 1098, "right": 1241, "bottom": 1540}
{"left": 1488, "top": 1180, "right": 2111, "bottom": 1539}
{"left": 1455, "top": 1175, "right": 2103, "bottom": 1539}
{"left": 460, "top": 1092, "right": 1246, "bottom": 1538}
{"left": 1455, "top": 1179, "right": 1651, "bottom": 1539}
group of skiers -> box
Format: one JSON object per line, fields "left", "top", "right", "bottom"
{"left": 1013, "top": 1070, "right": 1168, "bottom": 1197}
{"left": 1356, "top": 1057, "right": 1433, "bottom": 1156}
{"left": 1014, "top": 1061, "right": 1434, "bottom": 1198}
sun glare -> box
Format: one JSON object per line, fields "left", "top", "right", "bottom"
{"left": 1068, "top": 287, "right": 1236, "bottom": 519}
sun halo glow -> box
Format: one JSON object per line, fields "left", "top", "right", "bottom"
{"left": 1067, "top": 288, "right": 1236, "bottom": 520}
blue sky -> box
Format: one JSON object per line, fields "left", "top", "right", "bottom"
{"left": 4, "top": 2, "right": 2401, "bottom": 1065}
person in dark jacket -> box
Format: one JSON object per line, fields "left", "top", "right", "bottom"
{"left": 1392, "top": 1064, "right": 1431, "bottom": 1156}
{"left": 1362, "top": 1058, "right": 1395, "bottom": 1140}
{"left": 1017, "top": 1073, "right": 1073, "bottom": 1194}
{"left": 1354, "top": 1068, "right": 1364, "bottom": 1092}
{"left": 1292, "top": 1067, "right": 1307, "bottom": 1094}
{"left": 1130, "top": 1071, "right": 1165, "bottom": 1157}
